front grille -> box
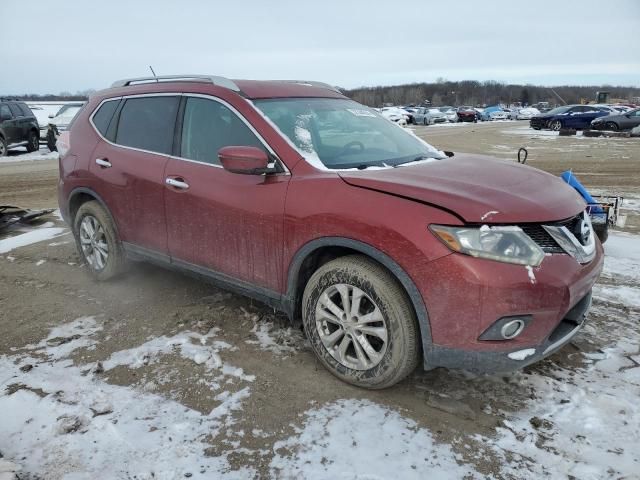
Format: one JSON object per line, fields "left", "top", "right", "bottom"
{"left": 519, "top": 215, "right": 581, "bottom": 254}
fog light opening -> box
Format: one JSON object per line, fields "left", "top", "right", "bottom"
{"left": 501, "top": 319, "right": 525, "bottom": 339}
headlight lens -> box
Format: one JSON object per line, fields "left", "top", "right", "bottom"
{"left": 430, "top": 225, "right": 545, "bottom": 266}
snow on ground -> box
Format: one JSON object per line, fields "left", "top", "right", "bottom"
{"left": 0, "top": 146, "right": 58, "bottom": 164}
{"left": 270, "top": 399, "right": 479, "bottom": 480}
{"left": 244, "top": 314, "right": 305, "bottom": 355}
{"left": 0, "top": 316, "right": 256, "bottom": 479}
{"left": 0, "top": 226, "right": 67, "bottom": 254}
{"left": 477, "top": 230, "right": 640, "bottom": 479}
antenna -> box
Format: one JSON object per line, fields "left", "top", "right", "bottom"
{"left": 149, "top": 66, "right": 158, "bottom": 82}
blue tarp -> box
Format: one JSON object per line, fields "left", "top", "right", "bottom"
{"left": 560, "top": 171, "right": 604, "bottom": 214}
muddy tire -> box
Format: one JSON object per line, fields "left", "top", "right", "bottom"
{"left": 26, "top": 130, "right": 39, "bottom": 152}
{"left": 73, "top": 201, "right": 126, "bottom": 280}
{"left": 302, "top": 255, "right": 419, "bottom": 389}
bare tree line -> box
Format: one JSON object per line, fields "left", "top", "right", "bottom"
{"left": 342, "top": 80, "right": 640, "bottom": 107}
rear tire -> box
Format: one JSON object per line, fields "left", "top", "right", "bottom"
{"left": 73, "top": 201, "right": 127, "bottom": 280}
{"left": 302, "top": 255, "right": 420, "bottom": 389}
{"left": 549, "top": 120, "right": 563, "bottom": 131}
{"left": 0, "top": 137, "right": 7, "bottom": 156}
{"left": 26, "top": 131, "right": 39, "bottom": 152}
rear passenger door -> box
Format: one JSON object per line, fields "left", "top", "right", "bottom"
{"left": 89, "top": 95, "right": 180, "bottom": 255}
{"left": 163, "top": 95, "right": 289, "bottom": 292}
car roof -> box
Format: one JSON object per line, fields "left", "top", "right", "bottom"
{"left": 96, "top": 75, "right": 346, "bottom": 101}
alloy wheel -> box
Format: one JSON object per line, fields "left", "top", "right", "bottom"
{"left": 315, "top": 283, "right": 388, "bottom": 370}
{"left": 550, "top": 120, "right": 562, "bottom": 131}
{"left": 79, "top": 215, "right": 109, "bottom": 270}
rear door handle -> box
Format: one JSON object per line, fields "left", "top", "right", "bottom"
{"left": 95, "top": 158, "right": 112, "bottom": 168}
{"left": 165, "top": 177, "right": 189, "bottom": 190}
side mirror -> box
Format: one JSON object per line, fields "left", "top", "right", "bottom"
{"left": 218, "top": 146, "right": 270, "bottom": 175}
{"left": 48, "top": 114, "right": 55, "bottom": 119}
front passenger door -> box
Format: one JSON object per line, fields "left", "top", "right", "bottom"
{"left": 164, "top": 96, "right": 289, "bottom": 292}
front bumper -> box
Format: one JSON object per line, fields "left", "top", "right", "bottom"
{"left": 425, "top": 290, "right": 593, "bottom": 373}
{"left": 418, "top": 241, "right": 604, "bottom": 374}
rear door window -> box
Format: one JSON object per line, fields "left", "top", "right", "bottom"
{"left": 8, "top": 104, "right": 22, "bottom": 117}
{"left": 115, "top": 96, "right": 179, "bottom": 154}
{"left": 179, "top": 97, "right": 264, "bottom": 165}
{"left": 92, "top": 100, "right": 120, "bottom": 138}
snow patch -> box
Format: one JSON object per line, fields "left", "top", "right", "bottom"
{"left": 507, "top": 348, "right": 536, "bottom": 361}
{"left": 525, "top": 265, "right": 537, "bottom": 284}
{"left": 0, "top": 227, "right": 67, "bottom": 254}
{"left": 270, "top": 399, "right": 478, "bottom": 479}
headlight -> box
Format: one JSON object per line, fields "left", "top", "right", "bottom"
{"left": 430, "top": 225, "right": 545, "bottom": 266}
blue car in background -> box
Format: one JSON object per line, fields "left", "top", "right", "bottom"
{"left": 529, "top": 105, "right": 609, "bottom": 131}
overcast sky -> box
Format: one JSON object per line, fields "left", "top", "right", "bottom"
{"left": 1, "top": 0, "right": 639, "bottom": 94}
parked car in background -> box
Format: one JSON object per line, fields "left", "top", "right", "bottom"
{"left": 46, "top": 102, "right": 84, "bottom": 151}
{"left": 0, "top": 99, "right": 39, "bottom": 156}
{"left": 515, "top": 107, "right": 540, "bottom": 120}
{"left": 456, "top": 106, "right": 477, "bottom": 122}
{"left": 438, "top": 106, "right": 458, "bottom": 122}
{"left": 477, "top": 105, "right": 503, "bottom": 121}
{"left": 413, "top": 107, "right": 447, "bottom": 125}
{"left": 400, "top": 107, "right": 416, "bottom": 124}
{"left": 530, "top": 105, "right": 609, "bottom": 131}
{"left": 591, "top": 108, "right": 640, "bottom": 131}
{"left": 489, "top": 109, "right": 509, "bottom": 121}
{"left": 58, "top": 74, "right": 603, "bottom": 389}
{"left": 380, "top": 107, "right": 409, "bottom": 125}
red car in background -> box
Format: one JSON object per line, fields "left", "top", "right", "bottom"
{"left": 58, "top": 75, "right": 603, "bottom": 388}
{"left": 457, "top": 106, "right": 478, "bottom": 122}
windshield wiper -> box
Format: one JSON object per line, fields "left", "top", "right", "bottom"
{"left": 393, "top": 155, "right": 437, "bottom": 167}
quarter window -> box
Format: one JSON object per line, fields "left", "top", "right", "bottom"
{"left": 180, "top": 97, "right": 264, "bottom": 165}
{"left": 17, "top": 103, "right": 32, "bottom": 117}
{"left": 0, "top": 104, "right": 11, "bottom": 119}
{"left": 92, "top": 100, "right": 119, "bottom": 137}
{"left": 115, "top": 96, "right": 179, "bottom": 155}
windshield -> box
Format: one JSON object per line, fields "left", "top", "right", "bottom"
{"left": 546, "top": 106, "right": 571, "bottom": 115}
{"left": 253, "top": 98, "right": 445, "bottom": 170}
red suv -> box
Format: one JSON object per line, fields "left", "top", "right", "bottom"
{"left": 58, "top": 75, "right": 603, "bottom": 388}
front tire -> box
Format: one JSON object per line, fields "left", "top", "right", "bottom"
{"left": 302, "top": 255, "right": 419, "bottom": 389}
{"left": 73, "top": 201, "right": 126, "bottom": 280}
{"left": 0, "top": 137, "right": 7, "bottom": 157}
{"left": 605, "top": 122, "right": 618, "bottom": 131}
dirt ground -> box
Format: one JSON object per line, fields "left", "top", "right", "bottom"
{"left": 1, "top": 121, "right": 639, "bottom": 479}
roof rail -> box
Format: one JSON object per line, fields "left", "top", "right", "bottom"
{"left": 110, "top": 75, "right": 240, "bottom": 92}
{"left": 277, "top": 80, "right": 342, "bottom": 94}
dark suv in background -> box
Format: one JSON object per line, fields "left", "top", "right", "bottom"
{"left": 0, "top": 99, "right": 39, "bottom": 156}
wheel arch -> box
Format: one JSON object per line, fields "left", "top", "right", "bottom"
{"left": 285, "top": 237, "right": 433, "bottom": 353}
{"left": 67, "top": 187, "right": 119, "bottom": 236}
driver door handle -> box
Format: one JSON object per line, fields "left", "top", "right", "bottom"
{"left": 95, "top": 158, "right": 112, "bottom": 168}
{"left": 165, "top": 177, "right": 189, "bottom": 190}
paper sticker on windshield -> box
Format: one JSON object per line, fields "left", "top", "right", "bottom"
{"left": 347, "top": 108, "right": 376, "bottom": 118}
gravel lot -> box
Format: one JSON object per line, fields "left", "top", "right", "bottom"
{"left": 1, "top": 121, "right": 639, "bottom": 479}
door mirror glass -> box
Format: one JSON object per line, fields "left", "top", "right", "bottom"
{"left": 219, "top": 146, "right": 270, "bottom": 175}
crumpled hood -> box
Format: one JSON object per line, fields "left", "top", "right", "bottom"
{"left": 338, "top": 153, "right": 586, "bottom": 223}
